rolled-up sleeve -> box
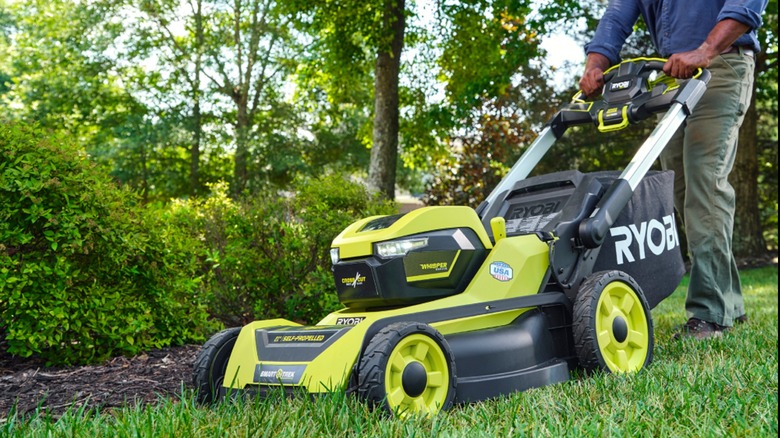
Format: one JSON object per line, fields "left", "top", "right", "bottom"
{"left": 585, "top": 0, "right": 643, "bottom": 65}
{"left": 718, "top": 0, "right": 767, "bottom": 30}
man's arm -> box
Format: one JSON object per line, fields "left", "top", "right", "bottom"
{"left": 579, "top": 53, "right": 612, "bottom": 98}
{"left": 579, "top": 0, "right": 642, "bottom": 98}
{"left": 664, "top": 18, "right": 751, "bottom": 78}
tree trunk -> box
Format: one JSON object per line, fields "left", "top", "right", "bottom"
{"left": 191, "top": 97, "right": 202, "bottom": 196}
{"left": 730, "top": 63, "right": 767, "bottom": 259}
{"left": 367, "top": 0, "right": 405, "bottom": 200}
{"left": 230, "top": 0, "right": 251, "bottom": 197}
{"left": 233, "top": 104, "right": 250, "bottom": 196}
{"left": 190, "top": 0, "right": 203, "bottom": 197}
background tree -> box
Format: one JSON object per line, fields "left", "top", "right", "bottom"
{"left": 1, "top": 1, "right": 139, "bottom": 152}
{"left": 367, "top": 0, "right": 405, "bottom": 199}
{"left": 424, "top": 67, "right": 557, "bottom": 207}
{"left": 128, "top": 0, "right": 212, "bottom": 198}
{"left": 732, "top": 0, "right": 778, "bottom": 259}
{"left": 0, "top": 0, "right": 11, "bottom": 96}
{"left": 201, "top": 0, "right": 298, "bottom": 194}
{"left": 285, "top": 0, "right": 406, "bottom": 199}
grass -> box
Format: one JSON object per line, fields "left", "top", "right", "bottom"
{"left": 3, "top": 266, "right": 777, "bottom": 437}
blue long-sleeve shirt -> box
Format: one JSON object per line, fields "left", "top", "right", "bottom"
{"left": 586, "top": 0, "right": 768, "bottom": 64}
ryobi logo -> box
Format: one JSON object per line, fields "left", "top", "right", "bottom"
{"left": 509, "top": 201, "right": 561, "bottom": 219}
{"left": 336, "top": 317, "right": 365, "bottom": 326}
{"left": 609, "top": 214, "right": 679, "bottom": 265}
{"left": 610, "top": 80, "right": 630, "bottom": 90}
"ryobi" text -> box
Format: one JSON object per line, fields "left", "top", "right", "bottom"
{"left": 609, "top": 214, "right": 679, "bottom": 265}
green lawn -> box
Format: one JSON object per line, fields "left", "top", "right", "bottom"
{"left": 4, "top": 266, "right": 777, "bottom": 437}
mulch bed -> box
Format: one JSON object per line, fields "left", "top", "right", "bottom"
{"left": 0, "top": 344, "right": 201, "bottom": 420}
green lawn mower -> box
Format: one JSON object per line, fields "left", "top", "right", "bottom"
{"left": 193, "top": 58, "right": 710, "bottom": 417}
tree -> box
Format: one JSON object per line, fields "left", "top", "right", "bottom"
{"left": 731, "top": 0, "right": 778, "bottom": 258}
{"left": 98, "top": 0, "right": 305, "bottom": 198}
{"left": 0, "top": 0, "right": 11, "bottom": 95}
{"left": 1, "top": 1, "right": 137, "bottom": 147}
{"left": 131, "top": 0, "right": 300, "bottom": 196}
{"left": 367, "top": 0, "right": 405, "bottom": 199}
{"left": 131, "top": 0, "right": 210, "bottom": 197}
{"left": 424, "top": 64, "right": 558, "bottom": 207}
{"left": 203, "top": 1, "right": 297, "bottom": 194}
{"left": 290, "top": 0, "right": 550, "bottom": 200}
{"left": 285, "top": 0, "right": 405, "bottom": 199}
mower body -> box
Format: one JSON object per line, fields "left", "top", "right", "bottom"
{"left": 223, "top": 205, "right": 571, "bottom": 403}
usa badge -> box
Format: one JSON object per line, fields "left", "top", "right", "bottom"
{"left": 489, "top": 261, "right": 513, "bottom": 281}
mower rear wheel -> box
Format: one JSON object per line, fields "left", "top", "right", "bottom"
{"left": 573, "top": 271, "right": 653, "bottom": 373}
{"left": 193, "top": 327, "right": 242, "bottom": 404}
{"left": 356, "top": 322, "right": 456, "bottom": 417}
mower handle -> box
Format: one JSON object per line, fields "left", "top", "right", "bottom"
{"left": 479, "top": 57, "right": 711, "bottom": 248}
{"left": 603, "top": 59, "right": 711, "bottom": 85}
{"left": 477, "top": 57, "right": 713, "bottom": 294}
{"left": 574, "top": 59, "right": 711, "bottom": 249}
{"left": 550, "top": 57, "right": 711, "bottom": 136}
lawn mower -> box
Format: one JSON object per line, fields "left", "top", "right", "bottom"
{"left": 193, "top": 58, "right": 710, "bottom": 417}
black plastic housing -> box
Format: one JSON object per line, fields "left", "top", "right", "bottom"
{"left": 333, "top": 228, "right": 487, "bottom": 309}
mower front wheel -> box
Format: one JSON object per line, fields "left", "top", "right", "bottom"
{"left": 356, "top": 322, "right": 457, "bottom": 417}
{"left": 573, "top": 270, "right": 653, "bottom": 374}
{"left": 193, "top": 327, "right": 242, "bottom": 404}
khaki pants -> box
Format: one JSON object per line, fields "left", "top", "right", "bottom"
{"left": 659, "top": 51, "right": 755, "bottom": 327}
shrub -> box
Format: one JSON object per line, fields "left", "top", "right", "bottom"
{"left": 0, "top": 121, "right": 214, "bottom": 365}
{"left": 165, "top": 176, "right": 396, "bottom": 327}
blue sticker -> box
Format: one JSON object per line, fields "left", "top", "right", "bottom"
{"left": 490, "top": 261, "right": 513, "bottom": 282}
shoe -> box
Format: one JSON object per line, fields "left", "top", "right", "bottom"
{"left": 735, "top": 314, "right": 748, "bottom": 324}
{"left": 672, "top": 318, "right": 727, "bottom": 340}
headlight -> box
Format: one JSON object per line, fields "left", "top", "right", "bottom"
{"left": 375, "top": 238, "right": 428, "bottom": 258}
{"left": 330, "top": 248, "right": 340, "bottom": 265}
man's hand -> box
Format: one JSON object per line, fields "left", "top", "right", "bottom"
{"left": 665, "top": 18, "right": 750, "bottom": 79}
{"left": 579, "top": 66, "right": 605, "bottom": 98}
{"left": 664, "top": 49, "right": 711, "bottom": 78}
{"left": 579, "top": 53, "right": 611, "bottom": 99}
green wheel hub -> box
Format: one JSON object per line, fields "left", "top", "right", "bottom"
{"left": 594, "top": 281, "right": 650, "bottom": 372}
{"left": 385, "top": 333, "right": 450, "bottom": 416}
{"left": 357, "top": 322, "right": 456, "bottom": 417}
{"left": 574, "top": 270, "right": 654, "bottom": 374}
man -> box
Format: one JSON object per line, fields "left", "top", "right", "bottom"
{"left": 579, "top": 0, "right": 767, "bottom": 339}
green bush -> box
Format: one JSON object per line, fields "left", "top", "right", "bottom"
{"left": 164, "top": 176, "right": 396, "bottom": 327}
{"left": 0, "top": 121, "right": 214, "bottom": 365}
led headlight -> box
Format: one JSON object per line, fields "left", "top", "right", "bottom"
{"left": 330, "top": 248, "right": 340, "bottom": 265}
{"left": 375, "top": 237, "right": 428, "bottom": 258}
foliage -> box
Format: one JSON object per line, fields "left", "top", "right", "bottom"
{"left": 2, "top": 1, "right": 130, "bottom": 147}
{"left": 3, "top": 266, "right": 777, "bottom": 436}
{"left": 0, "top": 120, "right": 215, "bottom": 365}
{"left": 162, "top": 175, "right": 396, "bottom": 327}
{"left": 423, "top": 66, "right": 558, "bottom": 207}
{"left": 424, "top": 106, "right": 536, "bottom": 208}
{"left": 438, "top": 0, "right": 540, "bottom": 111}
{"left": 0, "top": 1, "right": 10, "bottom": 95}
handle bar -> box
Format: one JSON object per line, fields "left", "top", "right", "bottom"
{"left": 557, "top": 57, "right": 711, "bottom": 135}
